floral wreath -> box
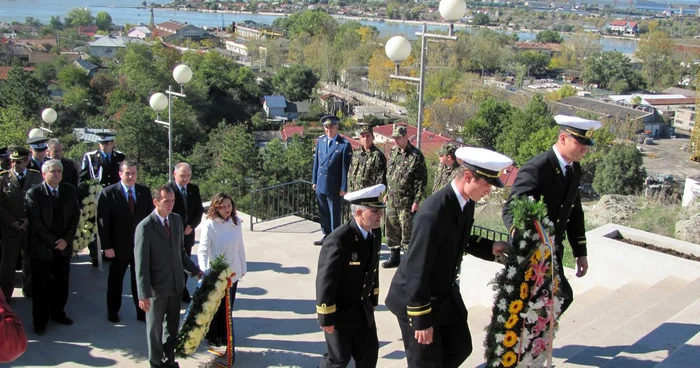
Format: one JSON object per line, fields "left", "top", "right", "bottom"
{"left": 484, "top": 196, "right": 564, "bottom": 367}
{"left": 73, "top": 179, "right": 102, "bottom": 256}
{"left": 176, "top": 254, "right": 234, "bottom": 357}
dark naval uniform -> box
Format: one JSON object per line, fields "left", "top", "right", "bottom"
{"left": 79, "top": 150, "right": 125, "bottom": 187}
{"left": 316, "top": 219, "right": 381, "bottom": 367}
{"left": 26, "top": 157, "right": 46, "bottom": 172}
{"left": 385, "top": 185, "right": 496, "bottom": 367}
{"left": 0, "top": 164, "right": 43, "bottom": 299}
{"left": 502, "top": 148, "right": 586, "bottom": 313}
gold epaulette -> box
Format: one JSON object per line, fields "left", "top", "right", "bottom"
{"left": 316, "top": 303, "right": 336, "bottom": 314}
{"left": 0, "top": 170, "right": 7, "bottom": 175}
{"left": 29, "top": 169, "right": 40, "bottom": 173}
{"left": 406, "top": 302, "right": 431, "bottom": 316}
{"left": 373, "top": 288, "right": 379, "bottom": 295}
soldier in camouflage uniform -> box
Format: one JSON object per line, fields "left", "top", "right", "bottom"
{"left": 432, "top": 143, "right": 459, "bottom": 194}
{"left": 383, "top": 125, "right": 427, "bottom": 269}
{"left": 344, "top": 124, "right": 387, "bottom": 222}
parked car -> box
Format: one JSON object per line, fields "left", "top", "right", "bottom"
{"left": 579, "top": 183, "right": 599, "bottom": 199}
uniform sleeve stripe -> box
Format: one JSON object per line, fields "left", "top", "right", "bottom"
{"left": 407, "top": 308, "right": 432, "bottom": 316}
{"left": 406, "top": 302, "right": 431, "bottom": 310}
{"left": 316, "top": 304, "right": 336, "bottom": 314}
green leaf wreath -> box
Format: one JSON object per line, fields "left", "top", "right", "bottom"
{"left": 484, "top": 196, "right": 564, "bottom": 367}
{"left": 175, "top": 254, "right": 232, "bottom": 357}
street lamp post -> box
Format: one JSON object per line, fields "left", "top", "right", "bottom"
{"left": 149, "top": 64, "right": 193, "bottom": 182}
{"left": 40, "top": 108, "right": 57, "bottom": 134}
{"left": 385, "top": 0, "right": 465, "bottom": 149}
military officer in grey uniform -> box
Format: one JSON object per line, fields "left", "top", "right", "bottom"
{"left": 432, "top": 143, "right": 459, "bottom": 194}
{"left": 80, "top": 132, "right": 126, "bottom": 266}
{"left": 26, "top": 137, "right": 49, "bottom": 172}
{"left": 316, "top": 184, "right": 385, "bottom": 368}
{"left": 0, "top": 147, "right": 42, "bottom": 300}
{"left": 383, "top": 125, "right": 427, "bottom": 269}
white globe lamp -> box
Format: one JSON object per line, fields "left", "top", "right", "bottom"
{"left": 149, "top": 93, "right": 168, "bottom": 112}
{"left": 439, "top": 0, "right": 467, "bottom": 22}
{"left": 41, "top": 108, "right": 57, "bottom": 124}
{"left": 385, "top": 36, "right": 412, "bottom": 63}
{"left": 28, "top": 128, "right": 44, "bottom": 138}
{"left": 172, "top": 64, "right": 193, "bottom": 85}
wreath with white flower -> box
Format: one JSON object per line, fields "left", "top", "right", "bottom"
{"left": 176, "top": 254, "right": 234, "bottom": 357}
{"left": 73, "top": 180, "right": 102, "bottom": 256}
{"left": 484, "top": 196, "right": 564, "bottom": 367}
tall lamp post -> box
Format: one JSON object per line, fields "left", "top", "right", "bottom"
{"left": 384, "top": 0, "right": 465, "bottom": 149}
{"left": 149, "top": 64, "right": 192, "bottom": 182}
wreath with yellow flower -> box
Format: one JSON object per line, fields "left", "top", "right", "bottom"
{"left": 175, "top": 255, "right": 234, "bottom": 357}
{"left": 484, "top": 196, "right": 564, "bottom": 367}
{"left": 72, "top": 179, "right": 102, "bottom": 256}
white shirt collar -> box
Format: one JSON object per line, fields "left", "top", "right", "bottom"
{"left": 14, "top": 168, "right": 27, "bottom": 177}
{"left": 176, "top": 183, "right": 187, "bottom": 192}
{"left": 552, "top": 145, "right": 572, "bottom": 175}
{"left": 154, "top": 211, "right": 168, "bottom": 226}
{"left": 45, "top": 182, "right": 59, "bottom": 193}
{"left": 450, "top": 180, "right": 469, "bottom": 210}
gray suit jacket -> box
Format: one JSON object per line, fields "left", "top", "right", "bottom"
{"left": 134, "top": 211, "right": 201, "bottom": 299}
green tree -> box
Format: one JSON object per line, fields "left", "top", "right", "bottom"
{"left": 472, "top": 13, "right": 490, "bottom": 26}
{"left": 495, "top": 94, "right": 556, "bottom": 165}
{"left": 57, "top": 66, "right": 90, "bottom": 89}
{"left": 66, "top": 7, "right": 94, "bottom": 27}
{"left": 0, "top": 66, "right": 48, "bottom": 119}
{"left": 95, "top": 11, "right": 113, "bottom": 31}
{"left": 49, "top": 16, "right": 64, "bottom": 30}
{"left": 0, "top": 106, "right": 35, "bottom": 148}
{"left": 581, "top": 51, "right": 644, "bottom": 92}
{"left": 260, "top": 138, "right": 289, "bottom": 187}
{"left": 516, "top": 51, "right": 550, "bottom": 77}
{"left": 463, "top": 98, "right": 515, "bottom": 150}
{"left": 546, "top": 84, "right": 577, "bottom": 101}
{"left": 635, "top": 31, "right": 678, "bottom": 90}
{"left": 592, "top": 144, "right": 646, "bottom": 195}
{"left": 284, "top": 135, "right": 314, "bottom": 181}
{"left": 536, "top": 30, "right": 564, "bottom": 43}
{"left": 273, "top": 9, "right": 337, "bottom": 39}
{"left": 271, "top": 64, "right": 319, "bottom": 101}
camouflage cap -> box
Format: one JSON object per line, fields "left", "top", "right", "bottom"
{"left": 391, "top": 125, "right": 407, "bottom": 138}
{"left": 437, "top": 143, "right": 457, "bottom": 156}
{"left": 8, "top": 146, "right": 29, "bottom": 160}
{"left": 357, "top": 123, "right": 373, "bottom": 134}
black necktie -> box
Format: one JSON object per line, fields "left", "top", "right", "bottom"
{"left": 564, "top": 165, "right": 572, "bottom": 182}
{"left": 164, "top": 218, "right": 171, "bottom": 240}
{"left": 127, "top": 188, "right": 135, "bottom": 215}
{"left": 181, "top": 187, "right": 188, "bottom": 216}
{"left": 52, "top": 189, "right": 58, "bottom": 198}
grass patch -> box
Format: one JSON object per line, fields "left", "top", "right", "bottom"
{"left": 627, "top": 201, "right": 679, "bottom": 238}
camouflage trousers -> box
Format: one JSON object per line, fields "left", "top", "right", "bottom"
{"left": 385, "top": 205, "right": 414, "bottom": 251}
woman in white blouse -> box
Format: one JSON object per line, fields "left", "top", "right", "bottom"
{"left": 198, "top": 193, "right": 247, "bottom": 351}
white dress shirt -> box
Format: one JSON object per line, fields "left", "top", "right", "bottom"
{"left": 552, "top": 145, "right": 572, "bottom": 176}
{"left": 198, "top": 216, "right": 246, "bottom": 283}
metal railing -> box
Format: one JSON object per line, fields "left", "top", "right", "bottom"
{"left": 471, "top": 224, "right": 511, "bottom": 242}
{"left": 249, "top": 180, "right": 319, "bottom": 231}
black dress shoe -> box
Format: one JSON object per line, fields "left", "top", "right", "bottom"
{"left": 181, "top": 290, "right": 191, "bottom": 303}
{"left": 51, "top": 316, "right": 74, "bottom": 325}
{"left": 34, "top": 326, "right": 46, "bottom": 335}
{"left": 313, "top": 237, "right": 325, "bottom": 246}
{"left": 108, "top": 313, "right": 120, "bottom": 323}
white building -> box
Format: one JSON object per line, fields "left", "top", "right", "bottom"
{"left": 127, "top": 26, "right": 152, "bottom": 40}
{"left": 88, "top": 36, "right": 143, "bottom": 58}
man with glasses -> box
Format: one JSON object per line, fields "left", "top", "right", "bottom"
{"left": 503, "top": 114, "right": 602, "bottom": 315}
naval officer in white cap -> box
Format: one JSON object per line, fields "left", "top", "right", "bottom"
{"left": 316, "top": 184, "right": 385, "bottom": 368}
{"left": 385, "top": 147, "right": 512, "bottom": 367}
{"left": 503, "top": 114, "right": 602, "bottom": 315}
{"left": 26, "top": 136, "right": 49, "bottom": 172}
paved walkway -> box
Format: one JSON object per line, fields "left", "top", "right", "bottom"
{"left": 3, "top": 213, "right": 406, "bottom": 367}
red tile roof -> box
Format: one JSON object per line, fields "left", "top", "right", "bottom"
{"left": 610, "top": 20, "right": 628, "bottom": 26}
{"left": 643, "top": 97, "right": 695, "bottom": 106}
{"left": 281, "top": 124, "right": 304, "bottom": 141}
{"left": 373, "top": 122, "right": 466, "bottom": 157}
{"left": 0, "top": 66, "right": 35, "bottom": 80}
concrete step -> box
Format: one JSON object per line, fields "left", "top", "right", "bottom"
{"left": 562, "top": 276, "right": 699, "bottom": 368}
{"left": 654, "top": 330, "right": 700, "bottom": 368}
{"left": 552, "top": 277, "right": 687, "bottom": 365}
{"left": 601, "top": 279, "right": 700, "bottom": 368}
{"left": 562, "top": 285, "right": 614, "bottom": 318}
{"left": 555, "top": 282, "right": 649, "bottom": 343}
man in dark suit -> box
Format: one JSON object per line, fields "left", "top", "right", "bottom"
{"left": 25, "top": 159, "right": 80, "bottom": 335}
{"left": 316, "top": 184, "right": 384, "bottom": 368}
{"left": 312, "top": 115, "right": 352, "bottom": 246}
{"left": 81, "top": 132, "right": 126, "bottom": 267}
{"left": 98, "top": 159, "right": 153, "bottom": 323}
{"left": 503, "top": 115, "right": 601, "bottom": 314}
{"left": 46, "top": 139, "right": 78, "bottom": 188}
{"left": 0, "top": 147, "right": 42, "bottom": 300}
{"left": 135, "top": 185, "right": 202, "bottom": 368}
{"left": 385, "top": 147, "right": 512, "bottom": 367}
{"left": 169, "top": 162, "right": 203, "bottom": 303}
